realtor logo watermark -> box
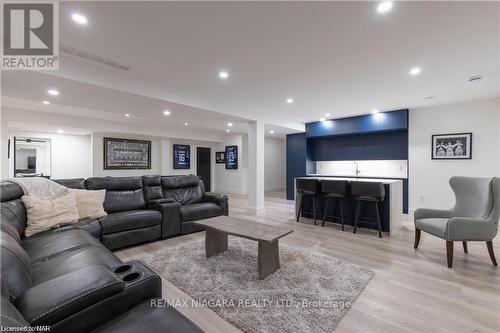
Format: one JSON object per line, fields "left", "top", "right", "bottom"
{"left": 1, "top": 1, "right": 59, "bottom": 70}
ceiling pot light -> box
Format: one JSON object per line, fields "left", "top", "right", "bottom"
{"left": 227, "top": 122, "right": 233, "bottom": 127}
{"left": 324, "top": 113, "right": 330, "bottom": 117}
{"left": 124, "top": 113, "right": 130, "bottom": 118}
{"left": 219, "top": 71, "right": 229, "bottom": 79}
{"left": 409, "top": 67, "right": 422, "bottom": 75}
{"left": 42, "top": 100, "right": 50, "bottom": 105}
{"left": 226, "top": 129, "right": 230, "bottom": 133}
{"left": 286, "top": 98, "right": 294, "bottom": 104}
{"left": 57, "top": 129, "right": 64, "bottom": 134}
{"left": 269, "top": 130, "right": 275, "bottom": 134}
{"left": 377, "top": 2, "right": 393, "bottom": 13}
{"left": 71, "top": 13, "right": 88, "bottom": 25}
{"left": 184, "top": 122, "right": 189, "bottom": 126}
{"left": 163, "top": 110, "right": 171, "bottom": 116}
{"left": 371, "top": 109, "right": 379, "bottom": 114}
{"left": 48, "top": 89, "right": 59, "bottom": 96}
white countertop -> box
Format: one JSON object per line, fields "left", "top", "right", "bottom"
{"left": 298, "top": 175, "right": 402, "bottom": 184}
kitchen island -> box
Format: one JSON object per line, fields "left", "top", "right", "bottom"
{"left": 294, "top": 176, "right": 403, "bottom": 235}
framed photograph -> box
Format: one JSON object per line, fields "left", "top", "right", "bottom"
{"left": 216, "top": 151, "right": 225, "bottom": 164}
{"left": 173, "top": 144, "right": 191, "bottom": 169}
{"left": 104, "top": 137, "right": 151, "bottom": 169}
{"left": 431, "top": 133, "right": 472, "bottom": 160}
{"left": 225, "top": 145, "right": 238, "bottom": 169}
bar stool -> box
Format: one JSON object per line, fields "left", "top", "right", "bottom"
{"left": 351, "top": 181, "right": 385, "bottom": 238}
{"left": 296, "top": 178, "right": 321, "bottom": 225}
{"left": 320, "top": 180, "right": 349, "bottom": 231}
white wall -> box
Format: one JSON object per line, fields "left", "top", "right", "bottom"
{"left": 214, "top": 134, "right": 248, "bottom": 194}
{"left": 264, "top": 137, "right": 286, "bottom": 191}
{"left": 7, "top": 131, "right": 92, "bottom": 179}
{"left": 409, "top": 98, "right": 500, "bottom": 212}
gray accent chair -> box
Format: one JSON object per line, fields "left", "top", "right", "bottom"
{"left": 414, "top": 177, "right": 499, "bottom": 268}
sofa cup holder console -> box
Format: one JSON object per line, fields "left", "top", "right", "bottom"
{"left": 122, "top": 272, "right": 143, "bottom": 283}
{"left": 114, "top": 263, "right": 133, "bottom": 274}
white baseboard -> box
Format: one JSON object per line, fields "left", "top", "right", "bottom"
{"left": 214, "top": 188, "right": 248, "bottom": 195}
{"left": 265, "top": 186, "right": 285, "bottom": 192}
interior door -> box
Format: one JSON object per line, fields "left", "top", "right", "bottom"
{"left": 197, "top": 147, "right": 211, "bottom": 191}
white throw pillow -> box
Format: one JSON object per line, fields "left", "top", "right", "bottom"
{"left": 22, "top": 192, "right": 80, "bottom": 237}
{"left": 70, "top": 189, "right": 107, "bottom": 220}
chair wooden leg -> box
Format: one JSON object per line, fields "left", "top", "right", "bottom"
{"left": 353, "top": 201, "right": 361, "bottom": 234}
{"left": 414, "top": 229, "right": 421, "bottom": 249}
{"left": 296, "top": 195, "right": 303, "bottom": 222}
{"left": 322, "top": 197, "right": 330, "bottom": 227}
{"left": 312, "top": 195, "right": 317, "bottom": 225}
{"left": 340, "top": 199, "right": 345, "bottom": 231}
{"left": 486, "top": 241, "right": 497, "bottom": 266}
{"left": 462, "top": 241, "right": 468, "bottom": 254}
{"left": 446, "top": 241, "right": 454, "bottom": 268}
{"left": 375, "top": 202, "right": 382, "bottom": 238}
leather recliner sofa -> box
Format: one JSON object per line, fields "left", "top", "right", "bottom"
{"left": 49, "top": 175, "right": 228, "bottom": 250}
{"left": 143, "top": 175, "right": 229, "bottom": 235}
{"left": 0, "top": 181, "right": 203, "bottom": 333}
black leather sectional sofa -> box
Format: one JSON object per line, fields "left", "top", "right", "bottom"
{"left": 0, "top": 175, "right": 228, "bottom": 332}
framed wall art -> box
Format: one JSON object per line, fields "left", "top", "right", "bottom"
{"left": 216, "top": 151, "right": 225, "bottom": 164}
{"left": 173, "top": 144, "right": 191, "bottom": 169}
{"left": 104, "top": 137, "right": 151, "bottom": 169}
{"left": 431, "top": 133, "right": 472, "bottom": 160}
{"left": 225, "top": 145, "right": 238, "bottom": 169}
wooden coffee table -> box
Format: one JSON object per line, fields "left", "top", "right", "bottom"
{"left": 194, "top": 216, "right": 294, "bottom": 279}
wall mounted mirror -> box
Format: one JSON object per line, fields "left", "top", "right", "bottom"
{"left": 14, "top": 137, "right": 51, "bottom": 178}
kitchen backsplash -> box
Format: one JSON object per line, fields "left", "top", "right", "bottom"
{"left": 315, "top": 160, "right": 408, "bottom": 179}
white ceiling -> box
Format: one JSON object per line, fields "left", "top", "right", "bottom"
{"left": 2, "top": 1, "right": 499, "bottom": 136}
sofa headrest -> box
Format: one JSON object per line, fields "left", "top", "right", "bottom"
{"left": 53, "top": 178, "right": 86, "bottom": 189}
{"left": 86, "top": 177, "right": 143, "bottom": 191}
{"left": 1, "top": 181, "right": 23, "bottom": 202}
{"left": 142, "top": 175, "right": 161, "bottom": 186}
{"left": 162, "top": 175, "right": 200, "bottom": 189}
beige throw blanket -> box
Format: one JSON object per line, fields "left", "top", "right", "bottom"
{"left": 11, "top": 177, "right": 69, "bottom": 199}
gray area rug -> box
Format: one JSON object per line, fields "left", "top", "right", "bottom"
{"left": 141, "top": 237, "right": 374, "bottom": 333}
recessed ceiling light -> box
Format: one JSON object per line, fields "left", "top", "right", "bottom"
{"left": 377, "top": 2, "right": 393, "bottom": 14}
{"left": 372, "top": 109, "right": 379, "bottom": 114}
{"left": 163, "top": 110, "right": 171, "bottom": 116}
{"left": 320, "top": 117, "right": 326, "bottom": 122}
{"left": 324, "top": 113, "right": 330, "bottom": 117}
{"left": 227, "top": 122, "right": 233, "bottom": 127}
{"left": 184, "top": 122, "right": 189, "bottom": 126}
{"left": 286, "top": 98, "right": 294, "bottom": 104}
{"left": 71, "top": 13, "right": 88, "bottom": 25}
{"left": 226, "top": 129, "right": 230, "bottom": 133}
{"left": 124, "top": 113, "right": 130, "bottom": 118}
{"left": 57, "top": 129, "right": 64, "bottom": 134}
{"left": 269, "top": 130, "right": 275, "bottom": 134}
{"left": 42, "top": 100, "right": 50, "bottom": 105}
{"left": 48, "top": 89, "right": 59, "bottom": 96}
{"left": 219, "top": 71, "right": 229, "bottom": 79}
{"left": 409, "top": 67, "right": 422, "bottom": 75}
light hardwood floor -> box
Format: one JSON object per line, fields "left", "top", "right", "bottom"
{"left": 115, "top": 191, "right": 500, "bottom": 333}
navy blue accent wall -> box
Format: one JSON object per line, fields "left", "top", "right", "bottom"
{"left": 306, "top": 109, "right": 408, "bottom": 138}
{"left": 310, "top": 131, "right": 408, "bottom": 161}
{"left": 286, "top": 133, "right": 307, "bottom": 200}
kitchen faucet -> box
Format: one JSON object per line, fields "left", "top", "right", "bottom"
{"left": 354, "top": 161, "right": 361, "bottom": 176}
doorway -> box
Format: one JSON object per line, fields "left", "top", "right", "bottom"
{"left": 197, "top": 147, "right": 211, "bottom": 191}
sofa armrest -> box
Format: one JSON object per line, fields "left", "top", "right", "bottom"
{"left": 15, "top": 265, "right": 124, "bottom": 326}
{"left": 148, "top": 198, "right": 176, "bottom": 205}
{"left": 203, "top": 192, "right": 229, "bottom": 216}
{"left": 148, "top": 200, "right": 181, "bottom": 238}
{"left": 414, "top": 208, "right": 454, "bottom": 222}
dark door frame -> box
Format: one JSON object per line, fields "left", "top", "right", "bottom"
{"left": 196, "top": 147, "right": 211, "bottom": 191}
